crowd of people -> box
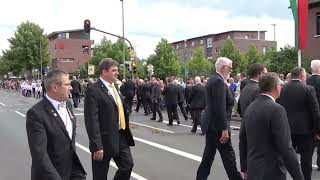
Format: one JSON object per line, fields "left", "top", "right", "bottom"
{"left": 2, "top": 56, "right": 317, "bottom": 180}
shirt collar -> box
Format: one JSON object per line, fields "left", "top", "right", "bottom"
{"left": 312, "top": 73, "right": 320, "bottom": 76}
{"left": 46, "top": 94, "right": 63, "bottom": 110}
{"left": 100, "top": 77, "right": 112, "bottom": 87}
{"left": 249, "top": 79, "right": 259, "bottom": 83}
{"left": 260, "top": 93, "right": 275, "bottom": 102}
{"left": 291, "top": 79, "right": 301, "bottom": 82}
{"left": 216, "top": 72, "right": 225, "bottom": 81}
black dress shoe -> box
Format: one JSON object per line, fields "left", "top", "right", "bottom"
{"left": 184, "top": 117, "right": 188, "bottom": 121}
{"left": 177, "top": 120, "right": 180, "bottom": 125}
{"left": 166, "top": 123, "right": 173, "bottom": 126}
{"left": 150, "top": 118, "right": 156, "bottom": 120}
{"left": 156, "top": 119, "right": 163, "bottom": 122}
{"left": 191, "top": 129, "right": 196, "bottom": 133}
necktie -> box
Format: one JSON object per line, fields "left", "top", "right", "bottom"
{"left": 111, "top": 84, "right": 126, "bottom": 130}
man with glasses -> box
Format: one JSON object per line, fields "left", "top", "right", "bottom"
{"left": 196, "top": 57, "right": 243, "bottom": 180}
{"left": 26, "top": 70, "right": 86, "bottom": 180}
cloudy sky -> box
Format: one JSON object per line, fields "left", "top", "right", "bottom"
{"left": 0, "top": 0, "right": 294, "bottom": 59}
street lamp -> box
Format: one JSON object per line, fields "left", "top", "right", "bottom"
{"left": 120, "top": 0, "right": 126, "bottom": 78}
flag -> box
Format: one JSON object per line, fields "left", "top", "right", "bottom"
{"left": 289, "top": 0, "right": 308, "bottom": 49}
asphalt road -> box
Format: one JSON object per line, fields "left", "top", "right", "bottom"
{"left": 1, "top": 88, "right": 320, "bottom": 180}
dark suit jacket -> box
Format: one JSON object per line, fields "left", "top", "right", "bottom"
{"left": 136, "top": 84, "right": 143, "bottom": 99}
{"left": 240, "top": 78, "right": 250, "bottom": 92}
{"left": 162, "top": 84, "right": 179, "bottom": 106}
{"left": 185, "top": 85, "right": 192, "bottom": 104}
{"left": 203, "top": 73, "right": 232, "bottom": 132}
{"left": 71, "top": 80, "right": 81, "bottom": 94}
{"left": 26, "top": 98, "right": 86, "bottom": 180}
{"left": 189, "top": 83, "right": 206, "bottom": 110}
{"left": 84, "top": 79, "right": 135, "bottom": 157}
{"left": 151, "top": 83, "right": 161, "bottom": 103}
{"left": 141, "top": 83, "right": 152, "bottom": 99}
{"left": 239, "top": 80, "right": 260, "bottom": 117}
{"left": 239, "top": 95, "right": 304, "bottom": 180}
{"left": 278, "top": 80, "right": 320, "bottom": 135}
{"left": 120, "top": 79, "right": 136, "bottom": 98}
{"left": 177, "top": 85, "right": 185, "bottom": 104}
{"left": 307, "top": 74, "right": 320, "bottom": 108}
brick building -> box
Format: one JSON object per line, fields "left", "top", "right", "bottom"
{"left": 171, "top": 30, "right": 277, "bottom": 61}
{"left": 301, "top": 0, "right": 320, "bottom": 62}
{"left": 48, "top": 29, "right": 93, "bottom": 74}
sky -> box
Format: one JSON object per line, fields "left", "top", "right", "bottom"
{"left": 0, "top": 0, "right": 295, "bottom": 59}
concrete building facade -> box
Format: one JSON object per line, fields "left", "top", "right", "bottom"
{"left": 48, "top": 29, "right": 93, "bottom": 74}
{"left": 171, "top": 30, "right": 277, "bottom": 61}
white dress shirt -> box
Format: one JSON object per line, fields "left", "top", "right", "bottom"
{"left": 100, "top": 77, "right": 121, "bottom": 129}
{"left": 260, "top": 93, "right": 275, "bottom": 102}
{"left": 46, "top": 94, "right": 73, "bottom": 139}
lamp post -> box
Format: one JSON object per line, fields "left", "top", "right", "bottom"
{"left": 40, "top": 39, "right": 43, "bottom": 80}
{"left": 120, "top": 0, "right": 126, "bottom": 79}
{"left": 271, "top": 24, "right": 276, "bottom": 41}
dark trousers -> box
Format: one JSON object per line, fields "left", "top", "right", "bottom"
{"left": 124, "top": 96, "right": 134, "bottom": 114}
{"left": 178, "top": 102, "right": 188, "bottom": 119}
{"left": 92, "top": 132, "right": 134, "bottom": 180}
{"left": 71, "top": 162, "right": 86, "bottom": 180}
{"left": 72, "top": 93, "right": 80, "bottom": 108}
{"left": 152, "top": 102, "right": 163, "bottom": 120}
{"left": 135, "top": 98, "right": 142, "bottom": 112}
{"left": 142, "top": 98, "right": 152, "bottom": 114}
{"left": 315, "top": 140, "right": 320, "bottom": 167}
{"left": 166, "top": 104, "right": 178, "bottom": 125}
{"left": 196, "top": 131, "right": 243, "bottom": 180}
{"left": 292, "top": 134, "right": 314, "bottom": 180}
{"left": 191, "top": 109, "right": 203, "bottom": 132}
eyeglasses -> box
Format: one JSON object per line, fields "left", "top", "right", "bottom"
{"left": 55, "top": 82, "right": 71, "bottom": 86}
{"left": 224, "top": 65, "right": 233, "bottom": 70}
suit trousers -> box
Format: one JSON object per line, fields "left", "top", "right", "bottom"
{"left": 196, "top": 131, "right": 243, "bottom": 180}
{"left": 178, "top": 102, "right": 188, "bottom": 119}
{"left": 142, "top": 98, "right": 152, "bottom": 114}
{"left": 191, "top": 109, "right": 202, "bottom": 132}
{"left": 72, "top": 93, "right": 80, "bottom": 108}
{"left": 292, "top": 134, "right": 314, "bottom": 180}
{"left": 152, "top": 102, "right": 163, "bottom": 120}
{"left": 124, "top": 96, "right": 134, "bottom": 114}
{"left": 166, "top": 104, "right": 178, "bottom": 125}
{"left": 135, "top": 98, "right": 142, "bottom": 112}
{"left": 92, "top": 131, "right": 134, "bottom": 180}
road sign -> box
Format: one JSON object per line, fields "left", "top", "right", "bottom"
{"left": 88, "top": 65, "right": 95, "bottom": 75}
{"left": 130, "top": 50, "right": 136, "bottom": 57}
{"left": 147, "top": 64, "right": 154, "bottom": 71}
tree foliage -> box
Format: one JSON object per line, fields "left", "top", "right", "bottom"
{"left": 0, "top": 56, "right": 10, "bottom": 76}
{"left": 244, "top": 45, "right": 266, "bottom": 66}
{"left": 219, "top": 39, "right": 246, "bottom": 75}
{"left": 267, "top": 46, "right": 298, "bottom": 75}
{"left": 4, "top": 21, "right": 50, "bottom": 73}
{"left": 147, "top": 38, "right": 181, "bottom": 79}
{"left": 187, "top": 47, "right": 212, "bottom": 77}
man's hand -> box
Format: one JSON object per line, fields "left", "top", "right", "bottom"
{"left": 220, "top": 130, "right": 229, "bottom": 144}
{"left": 315, "top": 134, "right": 320, "bottom": 140}
{"left": 240, "top": 172, "right": 247, "bottom": 180}
{"left": 93, "top": 150, "right": 104, "bottom": 161}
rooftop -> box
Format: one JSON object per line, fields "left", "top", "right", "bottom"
{"left": 47, "top": 29, "right": 85, "bottom": 38}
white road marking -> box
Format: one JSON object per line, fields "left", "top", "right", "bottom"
{"left": 75, "top": 143, "right": 148, "bottom": 180}
{"left": 75, "top": 108, "right": 84, "bottom": 112}
{"left": 13, "top": 111, "right": 148, "bottom": 180}
{"left": 133, "top": 137, "right": 202, "bottom": 162}
{"left": 0, "top": 102, "right": 7, "bottom": 106}
{"left": 74, "top": 113, "right": 174, "bottom": 134}
{"left": 14, "top": 111, "right": 26, "bottom": 117}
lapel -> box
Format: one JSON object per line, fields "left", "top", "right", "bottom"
{"left": 97, "top": 79, "right": 118, "bottom": 107}
{"left": 66, "top": 102, "right": 76, "bottom": 142}
{"left": 42, "top": 97, "right": 72, "bottom": 142}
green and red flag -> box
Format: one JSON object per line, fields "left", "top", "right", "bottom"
{"left": 289, "top": 0, "right": 308, "bottom": 49}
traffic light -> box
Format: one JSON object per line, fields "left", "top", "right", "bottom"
{"left": 84, "top": 19, "right": 91, "bottom": 34}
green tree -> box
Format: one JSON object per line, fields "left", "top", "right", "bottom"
{"left": 187, "top": 47, "right": 212, "bottom": 77}
{"left": 147, "top": 38, "right": 180, "bottom": 79}
{"left": 0, "top": 56, "right": 10, "bottom": 76}
{"left": 219, "top": 39, "right": 246, "bottom": 75}
{"left": 244, "top": 45, "right": 266, "bottom": 66}
{"left": 7, "top": 21, "right": 49, "bottom": 73}
{"left": 267, "top": 46, "right": 298, "bottom": 75}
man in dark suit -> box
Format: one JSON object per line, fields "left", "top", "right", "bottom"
{"left": 141, "top": 79, "right": 152, "bottom": 115}
{"left": 196, "top": 57, "right": 243, "bottom": 180}
{"left": 278, "top": 67, "right": 320, "bottom": 180}
{"left": 175, "top": 80, "right": 188, "bottom": 121}
{"left": 163, "top": 77, "right": 180, "bottom": 126}
{"left": 307, "top": 59, "right": 320, "bottom": 169}
{"left": 120, "top": 78, "right": 136, "bottom": 114}
{"left": 26, "top": 70, "right": 86, "bottom": 180}
{"left": 239, "top": 73, "right": 304, "bottom": 180}
{"left": 151, "top": 78, "right": 163, "bottom": 122}
{"left": 185, "top": 79, "right": 194, "bottom": 115}
{"left": 135, "top": 79, "right": 143, "bottom": 112}
{"left": 70, "top": 76, "right": 81, "bottom": 108}
{"left": 238, "top": 63, "right": 267, "bottom": 117}
{"left": 84, "top": 58, "right": 135, "bottom": 180}
{"left": 189, "top": 76, "right": 206, "bottom": 133}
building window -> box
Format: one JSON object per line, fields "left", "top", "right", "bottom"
{"left": 176, "top": 44, "right": 179, "bottom": 49}
{"left": 191, "top": 41, "right": 194, "bottom": 46}
{"left": 245, "top": 35, "right": 249, "bottom": 39}
{"left": 262, "top": 47, "right": 267, "bottom": 55}
{"left": 82, "top": 45, "right": 90, "bottom": 54}
{"left": 60, "top": 58, "right": 75, "bottom": 62}
{"left": 208, "top": 56, "right": 213, "bottom": 60}
{"left": 215, "top": 48, "right": 221, "bottom": 54}
{"left": 317, "top": 13, "right": 320, "bottom": 35}
{"left": 200, "top": 39, "right": 204, "bottom": 44}
{"left": 184, "top": 42, "right": 187, "bottom": 48}
{"left": 66, "top": 33, "right": 69, "bottom": 39}
{"left": 58, "top": 33, "right": 66, "bottom": 39}
{"left": 228, "top": 35, "right": 231, "bottom": 39}
{"left": 207, "top": 38, "right": 212, "bottom": 48}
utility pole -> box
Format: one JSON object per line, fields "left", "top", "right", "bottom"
{"left": 120, "top": 0, "right": 126, "bottom": 79}
{"left": 271, "top": 24, "right": 276, "bottom": 41}
{"left": 40, "top": 39, "right": 43, "bottom": 80}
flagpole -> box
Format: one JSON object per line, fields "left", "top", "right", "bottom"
{"left": 298, "top": 49, "right": 301, "bottom": 67}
